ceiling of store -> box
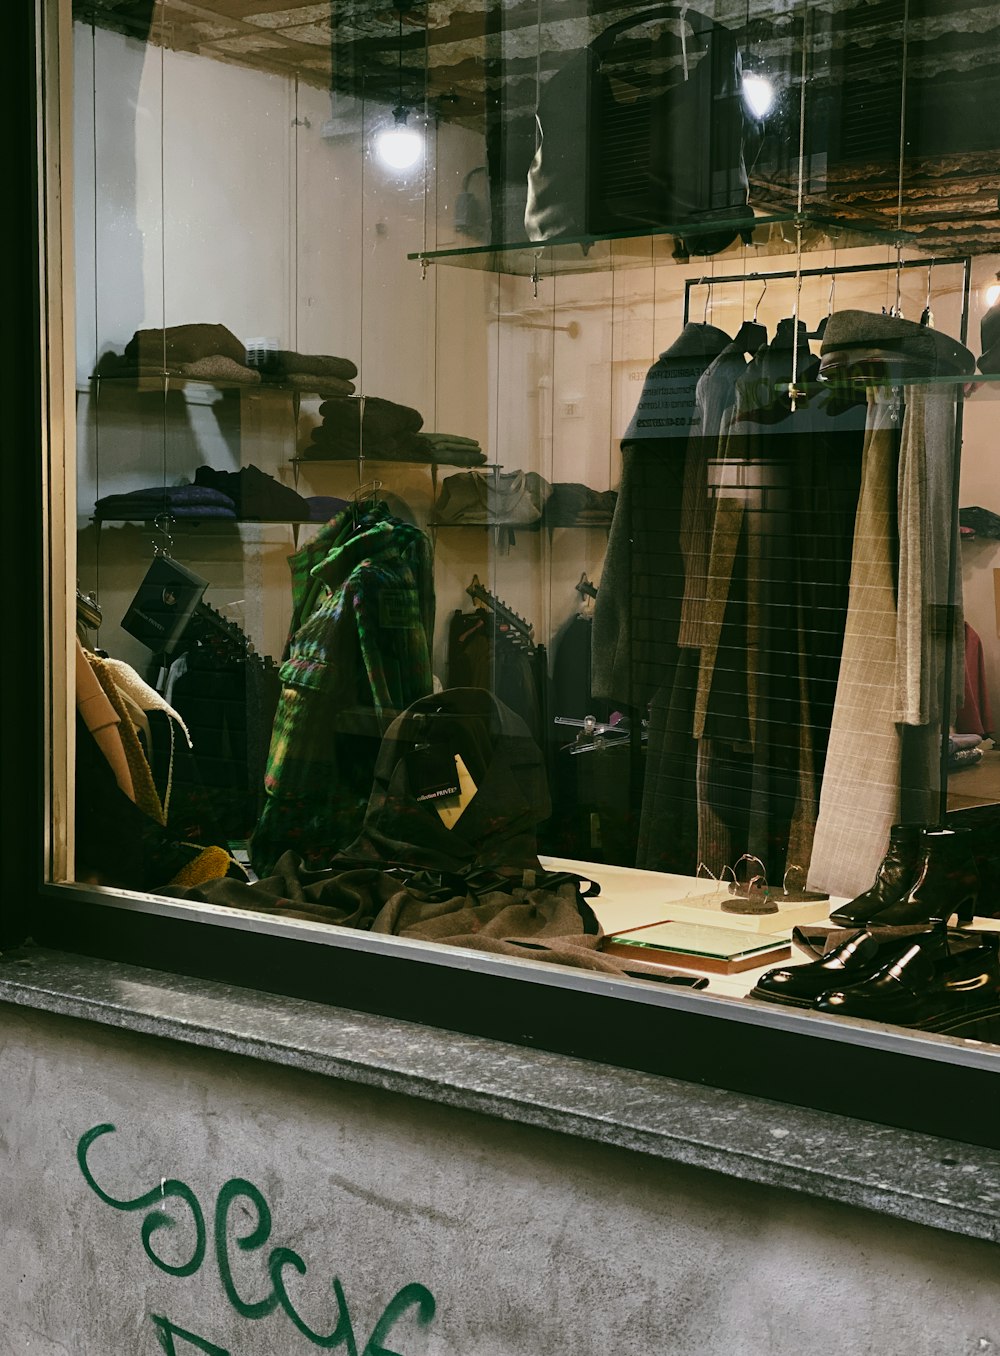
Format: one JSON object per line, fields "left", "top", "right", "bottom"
{"left": 74, "top": 0, "right": 1000, "bottom": 253}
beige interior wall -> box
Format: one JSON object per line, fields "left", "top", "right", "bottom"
{"left": 71, "top": 21, "right": 1000, "bottom": 795}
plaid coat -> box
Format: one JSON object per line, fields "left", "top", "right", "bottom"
{"left": 251, "top": 506, "right": 434, "bottom": 875}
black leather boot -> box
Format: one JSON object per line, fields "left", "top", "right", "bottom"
{"left": 869, "top": 827, "right": 980, "bottom": 926}
{"left": 829, "top": 823, "right": 924, "bottom": 926}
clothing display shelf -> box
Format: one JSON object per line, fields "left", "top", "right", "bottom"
{"left": 90, "top": 515, "right": 321, "bottom": 549}
{"left": 408, "top": 208, "right": 926, "bottom": 280}
{"left": 289, "top": 456, "right": 498, "bottom": 496}
{"left": 85, "top": 375, "right": 345, "bottom": 401}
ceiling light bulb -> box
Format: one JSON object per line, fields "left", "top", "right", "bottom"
{"left": 743, "top": 73, "right": 775, "bottom": 119}
{"left": 376, "top": 106, "right": 423, "bottom": 171}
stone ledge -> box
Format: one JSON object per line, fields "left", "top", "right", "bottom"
{"left": 2, "top": 945, "right": 1000, "bottom": 1246}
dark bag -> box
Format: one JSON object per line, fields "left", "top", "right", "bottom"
{"left": 525, "top": 4, "right": 762, "bottom": 252}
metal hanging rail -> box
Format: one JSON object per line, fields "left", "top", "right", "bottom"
{"left": 683, "top": 253, "right": 973, "bottom": 338}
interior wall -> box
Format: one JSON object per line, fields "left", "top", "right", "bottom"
{"left": 72, "top": 20, "right": 1000, "bottom": 779}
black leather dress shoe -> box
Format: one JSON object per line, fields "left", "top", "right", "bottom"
{"left": 813, "top": 931, "right": 1000, "bottom": 1035}
{"left": 749, "top": 928, "right": 930, "bottom": 1009}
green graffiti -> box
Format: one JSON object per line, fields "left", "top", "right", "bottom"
{"left": 78, "top": 1124, "right": 437, "bottom": 1354}
{"left": 214, "top": 1178, "right": 280, "bottom": 1321}
{"left": 150, "top": 1314, "right": 231, "bottom": 1355}
{"left": 77, "top": 1124, "right": 207, "bottom": 1277}
{"left": 362, "top": 1283, "right": 436, "bottom": 1356}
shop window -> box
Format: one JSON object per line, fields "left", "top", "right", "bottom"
{"left": 40, "top": 0, "right": 1000, "bottom": 1082}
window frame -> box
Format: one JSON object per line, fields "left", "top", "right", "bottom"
{"left": 14, "top": 0, "right": 1000, "bottom": 1155}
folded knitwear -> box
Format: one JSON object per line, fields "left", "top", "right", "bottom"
{"left": 95, "top": 484, "right": 237, "bottom": 520}
{"left": 124, "top": 323, "right": 248, "bottom": 367}
{"left": 194, "top": 464, "right": 311, "bottom": 520}
{"left": 268, "top": 373, "right": 356, "bottom": 397}
{"left": 410, "top": 433, "right": 487, "bottom": 466}
{"left": 418, "top": 432, "right": 481, "bottom": 448}
{"left": 96, "top": 353, "right": 261, "bottom": 383}
{"left": 270, "top": 351, "right": 358, "bottom": 380}
{"left": 307, "top": 495, "right": 351, "bottom": 522}
{"left": 316, "top": 395, "right": 424, "bottom": 438}
{"left": 301, "top": 431, "right": 431, "bottom": 463}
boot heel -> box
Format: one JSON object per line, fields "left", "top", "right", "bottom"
{"left": 954, "top": 895, "right": 977, "bottom": 926}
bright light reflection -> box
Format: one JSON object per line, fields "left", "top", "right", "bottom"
{"left": 986, "top": 281, "right": 1000, "bottom": 309}
{"left": 743, "top": 73, "right": 775, "bottom": 119}
{"left": 376, "top": 121, "right": 423, "bottom": 171}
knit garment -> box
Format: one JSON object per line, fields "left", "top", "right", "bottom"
{"left": 124, "top": 323, "right": 248, "bottom": 366}
{"left": 272, "top": 351, "right": 358, "bottom": 380}
{"left": 302, "top": 430, "right": 430, "bottom": 463}
{"left": 276, "top": 373, "right": 356, "bottom": 397}
{"left": 177, "top": 355, "right": 260, "bottom": 383}
{"left": 194, "top": 464, "right": 310, "bottom": 521}
{"left": 315, "top": 395, "right": 424, "bottom": 438}
{"left": 94, "top": 484, "right": 237, "bottom": 520}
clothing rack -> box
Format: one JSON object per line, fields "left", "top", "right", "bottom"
{"left": 466, "top": 574, "right": 534, "bottom": 642}
{"left": 682, "top": 249, "right": 973, "bottom": 827}
{"left": 683, "top": 254, "right": 973, "bottom": 341}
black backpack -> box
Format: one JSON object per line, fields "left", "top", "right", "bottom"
{"left": 524, "top": 4, "right": 764, "bottom": 255}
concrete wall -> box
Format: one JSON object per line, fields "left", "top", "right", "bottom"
{"left": 1, "top": 1001, "right": 998, "bottom": 1356}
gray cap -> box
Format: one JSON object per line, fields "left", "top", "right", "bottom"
{"left": 819, "top": 309, "right": 975, "bottom": 378}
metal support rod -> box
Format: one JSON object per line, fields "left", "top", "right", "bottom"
{"left": 683, "top": 254, "right": 971, "bottom": 324}
{"left": 937, "top": 254, "right": 974, "bottom": 825}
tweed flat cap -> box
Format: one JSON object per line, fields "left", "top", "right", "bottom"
{"left": 819, "top": 309, "right": 975, "bottom": 378}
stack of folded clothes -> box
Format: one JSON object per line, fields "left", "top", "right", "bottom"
{"left": 94, "top": 484, "right": 238, "bottom": 521}
{"left": 194, "top": 464, "right": 311, "bottom": 521}
{"left": 95, "top": 468, "right": 349, "bottom": 525}
{"left": 949, "top": 732, "right": 986, "bottom": 772}
{"left": 260, "top": 351, "right": 358, "bottom": 398}
{"left": 409, "top": 432, "right": 487, "bottom": 467}
{"left": 96, "top": 324, "right": 260, "bottom": 384}
{"left": 302, "top": 395, "right": 425, "bottom": 460}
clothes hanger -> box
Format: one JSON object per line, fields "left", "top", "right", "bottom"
{"left": 752, "top": 277, "right": 767, "bottom": 324}
{"left": 350, "top": 478, "right": 382, "bottom": 528}
{"left": 920, "top": 261, "right": 935, "bottom": 328}
{"left": 575, "top": 572, "right": 598, "bottom": 619}
{"left": 466, "top": 574, "right": 534, "bottom": 642}
{"left": 731, "top": 316, "right": 768, "bottom": 354}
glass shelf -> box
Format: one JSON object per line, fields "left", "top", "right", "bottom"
{"left": 91, "top": 516, "right": 315, "bottom": 526}
{"left": 292, "top": 456, "right": 494, "bottom": 469}
{"left": 409, "top": 208, "right": 924, "bottom": 278}
{"left": 83, "top": 375, "right": 354, "bottom": 399}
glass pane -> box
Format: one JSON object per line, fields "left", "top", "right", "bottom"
{"left": 59, "top": 0, "right": 1000, "bottom": 1050}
